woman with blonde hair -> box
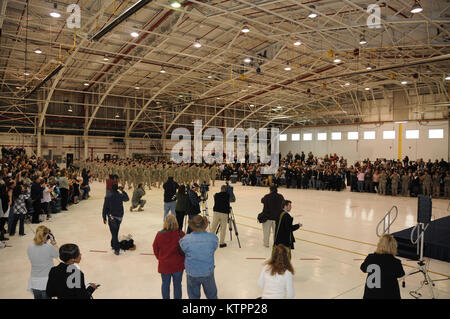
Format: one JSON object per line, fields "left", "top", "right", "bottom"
{"left": 152, "top": 214, "right": 185, "bottom": 299}
{"left": 258, "top": 244, "right": 295, "bottom": 299}
{"left": 360, "top": 234, "right": 405, "bottom": 299}
{"left": 27, "top": 225, "right": 59, "bottom": 299}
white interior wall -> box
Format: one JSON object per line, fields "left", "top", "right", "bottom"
{"left": 280, "top": 120, "right": 449, "bottom": 163}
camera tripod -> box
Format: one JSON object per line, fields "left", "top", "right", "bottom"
{"left": 401, "top": 222, "right": 449, "bottom": 299}
{"left": 214, "top": 207, "right": 241, "bottom": 248}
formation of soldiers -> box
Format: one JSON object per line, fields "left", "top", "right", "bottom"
{"left": 74, "top": 160, "right": 221, "bottom": 190}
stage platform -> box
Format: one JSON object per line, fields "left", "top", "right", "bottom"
{"left": 393, "top": 216, "right": 450, "bottom": 263}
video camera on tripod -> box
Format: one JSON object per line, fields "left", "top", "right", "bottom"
{"left": 225, "top": 181, "right": 236, "bottom": 203}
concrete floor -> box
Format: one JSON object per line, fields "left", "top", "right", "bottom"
{"left": 1, "top": 180, "right": 449, "bottom": 299}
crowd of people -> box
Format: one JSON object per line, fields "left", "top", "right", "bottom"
{"left": 221, "top": 151, "right": 450, "bottom": 199}
{"left": 0, "top": 147, "right": 92, "bottom": 242}
{"left": 2, "top": 145, "right": 448, "bottom": 300}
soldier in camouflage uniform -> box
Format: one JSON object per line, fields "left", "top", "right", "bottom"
{"left": 432, "top": 172, "right": 440, "bottom": 197}
{"left": 379, "top": 170, "right": 387, "bottom": 195}
{"left": 210, "top": 165, "right": 219, "bottom": 186}
{"left": 422, "top": 171, "right": 432, "bottom": 196}
{"left": 391, "top": 171, "right": 400, "bottom": 196}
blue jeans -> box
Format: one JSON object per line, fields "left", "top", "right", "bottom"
{"left": 32, "top": 289, "right": 49, "bottom": 299}
{"left": 164, "top": 201, "right": 176, "bottom": 219}
{"left": 309, "top": 178, "right": 316, "bottom": 189}
{"left": 186, "top": 272, "right": 218, "bottom": 299}
{"left": 108, "top": 217, "right": 122, "bottom": 252}
{"left": 358, "top": 181, "right": 364, "bottom": 192}
{"left": 9, "top": 213, "right": 25, "bottom": 236}
{"left": 161, "top": 270, "right": 183, "bottom": 299}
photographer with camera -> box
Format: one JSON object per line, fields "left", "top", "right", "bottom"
{"left": 211, "top": 185, "right": 231, "bottom": 248}
{"left": 102, "top": 184, "right": 129, "bottom": 256}
{"left": 163, "top": 176, "right": 179, "bottom": 219}
{"left": 27, "top": 226, "right": 59, "bottom": 299}
{"left": 186, "top": 183, "right": 202, "bottom": 234}
{"left": 41, "top": 178, "right": 54, "bottom": 220}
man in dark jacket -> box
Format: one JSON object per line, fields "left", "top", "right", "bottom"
{"left": 186, "top": 183, "right": 202, "bottom": 234}
{"left": 163, "top": 176, "right": 179, "bottom": 219}
{"left": 274, "top": 200, "right": 301, "bottom": 259}
{"left": 102, "top": 184, "right": 129, "bottom": 255}
{"left": 260, "top": 186, "right": 284, "bottom": 248}
{"left": 211, "top": 185, "right": 231, "bottom": 248}
{"left": 30, "top": 176, "right": 43, "bottom": 224}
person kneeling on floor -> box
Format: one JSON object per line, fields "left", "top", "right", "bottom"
{"left": 130, "top": 183, "right": 146, "bottom": 212}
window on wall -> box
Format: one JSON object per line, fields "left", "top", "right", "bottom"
{"left": 348, "top": 132, "right": 359, "bottom": 140}
{"left": 428, "top": 129, "right": 444, "bottom": 139}
{"left": 292, "top": 133, "right": 300, "bottom": 141}
{"left": 405, "top": 130, "right": 419, "bottom": 139}
{"left": 317, "top": 133, "right": 327, "bottom": 141}
{"left": 331, "top": 132, "right": 341, "bottom": 140}
{"left": 303, "top": 133, "right": 312, "bottom": 141}
{"left": 383, "top": 130, "right": 395, "bottom": 139}
{"left": 364, "top": 131, "right": 376, "bottom": 140}
{"left": 280, "top": 134, "right": 287, "bottom": 141}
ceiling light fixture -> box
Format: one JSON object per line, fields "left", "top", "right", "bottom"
{"left": 410, "top": 0, "right": 423, "bottom": 14}
{"left": 24, "top": 71, "right": 30, "bottom": 76}
{"left": 115, "top": 113, "right": 120, "bottom": 118}
{"left": 50, "top": 3, "right": 61, "bottom": 18}
{"left": 207, "top": 75, "right": 212, "bottom": 79}
{"left": 130, "top": 31, "right": 139, "bottom": 38}
{"left": 345, "top": 82, "right": 350, "bottom": 86}
{"left": 103, "top": 56, "right": 109, "bottom": 61}
{"left": 250, "top": 104, "right": 255, "bottom": 107}
{"left": 445, "top": 75, "right": 450, "bottom": 81}
{"left": 365, "top": 87, "right": 370, "bottom": 91}
{"left": 135, "top": 85, "right": 140, "bottom": 90}
{"left": 359, "top": 34, "right": 367, "bottom": 45}
{"left": 333, "top": 57, "right": 342, "bottom": 63}
{"left": 284, "top": 63, "right": 292, "bottom": 71}
{"left": 160, "top": 68, "right": 166, "bottom": 73}
{"left": 170, "top": 1, "right": 181, "bottom": 8}
{"left": 366, "top": 65, "right": 372, "bottom": 70}
{"left": 308, "top": 6, "right": 318, "bottom": 18}
{"left": 243, "top": 57, "right": 251, "bottom": 63}
{"left": 68, "top": 106, "right": 73, "bottom": 113}
{"left": 241, "top": 24, "right": 250, "bottom": 33}
{"left": 34, "top": 48, "right": 42, "bottom": 54}
{"left": 401, "top": 81, "right": 408, "bottom": 85}
{"left": 193, "top": 39, "right": 202, "bottom": 48}
{"left": 294, "top": 40, "right": 302, "bottom": 46}
{"left": 84, "top": 82, "right": 89, "bottom": 86}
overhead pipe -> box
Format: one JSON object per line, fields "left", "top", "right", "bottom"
{"left": 90, "top": 0, "right": 154, "bottom": 41}
{"left": 86, "top": 1, "right": 199, "bottom": 91}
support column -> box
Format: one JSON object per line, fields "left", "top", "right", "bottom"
{"left": 36, "top": 91, "right": 43, "bottom": 158}
{"left": 84, "top": 95, "right": 89, "bottom": 160}
{"left": 398, "top": 123, "right": 402, "bottom": 161}
{"left": 125, "top": 101, "right": 130, "bottom": 159}
{"left": 162, "top": 113, "right": 167, "bottom": 160}
{"left": 83, "top": 136, "right": 89, "bottom": 160}
{"left": 37, "top": 128, "right": 42, "bottom": 158}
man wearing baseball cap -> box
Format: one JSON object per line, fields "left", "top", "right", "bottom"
{"left": 178, "top": 215, "right": 218, "bottom": 299}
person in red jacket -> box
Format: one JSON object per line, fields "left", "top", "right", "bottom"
{"left": 152, "top": 214, "right": 185, "bottom": 299}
